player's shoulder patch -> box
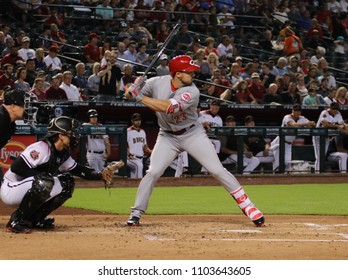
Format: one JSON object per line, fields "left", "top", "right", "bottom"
{"left": 180, "top": 92, "right": 192, "bottom": 102}
{"left": 30, "top": 150, "right": 40, "bottom": 160}
{"left": 322, "top": 114, "right": 327, "bottom": 118}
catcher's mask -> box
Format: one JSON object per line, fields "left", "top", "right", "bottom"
{"left": 46, "top": 116, "right": 80, "bottom": 147}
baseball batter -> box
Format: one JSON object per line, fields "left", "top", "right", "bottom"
{"left": 270, "top": 104, "right": 316, "bottom": 171}
{"left": 313, "top": 102, "right": 346, "bottom": 172}
{"left": 126, "top": 55, "right": 264, "bottom": 227}
{"left": 127, "top": 113, "right": 152, "bottom": 178}
{"left": 83, "top": 109, "right": 111, "bottom": 172}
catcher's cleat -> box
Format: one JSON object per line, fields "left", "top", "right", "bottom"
{"left": 6, "top": 220, "right": 32, "bottom": 234}
{"left": 34, "top": 217, "right": 55, "bottom": 229}
{"left": 243, "top": 205, "right": 265, "bottom": 227}
{"left": 127, "top": 216, "right": 140, "bottom": 227}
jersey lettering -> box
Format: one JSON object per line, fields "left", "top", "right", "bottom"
{"left": 132, "top": 137, "right": 145, "bottom": 144}
{"left": 173, "top": 112, "right": 188, "bottom": 124}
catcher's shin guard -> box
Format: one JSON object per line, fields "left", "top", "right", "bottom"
{"left": 231, "top": 187, "right": 264, "bottom": 227}
{"left": 32, "top": 173, "right": 75, "bottom": 227}
{"left": 7, "top": 174, "right": 54, "bottom": 233}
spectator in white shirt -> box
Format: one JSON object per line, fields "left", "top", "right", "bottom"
{"left": 17, "top": 36, "right": 35, "bottom": 62}
{"left": 44, "top": 45, "right": 62, "bottom": 73}
{"left": 59, "top": 71, "right": 83, "bottom": 101}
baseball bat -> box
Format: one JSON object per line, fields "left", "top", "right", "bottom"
{"left": 142, "top": 23, "right": 181, "bottom": 77}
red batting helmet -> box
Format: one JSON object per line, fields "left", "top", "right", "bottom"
{"left": 169, "top": 55, "right": 200, "bottom": 76}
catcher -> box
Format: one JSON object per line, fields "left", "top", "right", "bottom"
{"left": 0, "top": 116, "right": 124, "bottom": 234}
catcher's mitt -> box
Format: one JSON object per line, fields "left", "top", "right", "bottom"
{"left": 102, "top": 160, "right": 124, "bottom": 188}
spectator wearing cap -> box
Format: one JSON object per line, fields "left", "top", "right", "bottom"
{"left": 127, "top": 113, "right": 152, "bottom": 178}
{"left": 270, "top": 104, "right": 316, "bottom": 172}
{"left": 199, "top": 99, "right": 223, "bottom": 173}
{"left": 244, "top": 115, "right": 275, "bottom": 169}
{"left": 156, "top": 54, "right": 170, "bottom": 76}
{"left": 44, "top": 45, "right": 62, "bottom": 73}
{"left": 299, "top": 59, "right": 310, "bottom": 75}
{"left": 17, "top": 36, "right": 35, "bottom": 62}
{"left": 84, "top": 33, "right": 101, "bottom": 66}
{"left": 248, "top": 72, "right": 267, "bottom": 103}
{"left": 0, "top": 89, "right": 26, "bottom": 154}
{"left": 96, "top": 0, "right": 114, "bottom": 20}
{"left": 219, "top": 115, "right": 260, "bottom": 175}
{"left": 59, "top": 71, "right": 83, "bottom": 101}
{"left": 313, "top": 102, "right": 347, "bottom": 172}
{"left": 14, "top": 67, "right": 30, "bottom": 93}
{"left": 286, "top": 56, "right": 301, "bottom": 74}
{"left": 0, "top": 45, "right": 24, "bottom": 68}
{"left": 262, "top": 83, "right": 283, "bottom": 105}
{"left": 45, "top": 75, "right": 68, "bottom": 100}
{"left": 318, "top": 68, "right": 336, "bottom": 89}
{"left": 0, "top": 64, "right": 15, "bottom": 91}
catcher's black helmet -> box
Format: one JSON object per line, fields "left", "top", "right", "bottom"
{"left": 87, "top": 109, "right": 98, "bottom": 118}
{"left": 46, "top": 116, "right": 78, "bottom": 138}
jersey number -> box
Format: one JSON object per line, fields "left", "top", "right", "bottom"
{"left": 173, "top": 112, "right": 187, "bottom": 124}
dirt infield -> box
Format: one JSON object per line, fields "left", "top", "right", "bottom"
{"left": 1, "top": 174, "right": 348, "bottom": 260}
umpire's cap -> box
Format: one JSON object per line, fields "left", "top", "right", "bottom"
{"left": 131, "top": 113, "right": 142, "bottom": 121}
{"left": 87, "top": 109, "right": 98, "bottom": 118}
{"left": 46, "top": 116, "right": 78, "bottom": 138}
{"left": 4, "top": 89, "right": 25, "bottom": 107}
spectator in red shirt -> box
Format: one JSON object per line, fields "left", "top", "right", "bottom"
{"left": 134, "top": 0, "right": 151, "bottom": 21}
{"left": 0, "top": 64, "right": 15, "bottom": 91}
{"left": 248, "top": 72, "right": 267, "bottom": 103}
{"left": 29, "top": 78, "right": 46, "bottom": 100}
{"left": 307, "top": 19, "right": 323, "bottom": 40}
{"left": 0, "top": 46, "right": 24, "bottom": 67}
{"left": 84, "top": 33, "right": 101, "bottom": 66}
{"left": 45, "top": 8, "right": 64, "bottom": 27}
{"left": 45, "top": 76, "right": 68, "bottom": 100}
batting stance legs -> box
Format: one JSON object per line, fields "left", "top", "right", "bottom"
{"left": 129, "top": 126, "right": 264, "bottom": 227}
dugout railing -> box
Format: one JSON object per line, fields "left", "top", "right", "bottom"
{"left": 212, "top": 126, "right": 343, "bottom": 174}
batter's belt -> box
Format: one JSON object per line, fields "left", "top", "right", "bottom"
{"left": 165, "top": 124, "right": 195, "bottom": 136}
{"left": 88, "top": 150, "right": 104, "bottom": 154}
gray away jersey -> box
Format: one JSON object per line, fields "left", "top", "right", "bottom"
{"left": 142, "top": 75, "right": 200, "bottom": 131}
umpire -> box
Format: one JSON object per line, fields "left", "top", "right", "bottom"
{"left": 0, "top": 89, "right": 26, "bottom": 181}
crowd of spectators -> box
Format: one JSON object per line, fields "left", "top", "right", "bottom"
{"left": 1, "top": 0, "right": 348, "bottom": 108}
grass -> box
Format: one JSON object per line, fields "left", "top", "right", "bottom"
{"left": 64, "top": 183, "right": 348, "bottom": 216}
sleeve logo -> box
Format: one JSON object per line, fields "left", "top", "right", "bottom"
{"left": 181, "top": 92, "right": 191, "bottom": 102}
{"left": 30, "top": 150, "right": 40, "bottom": 160}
